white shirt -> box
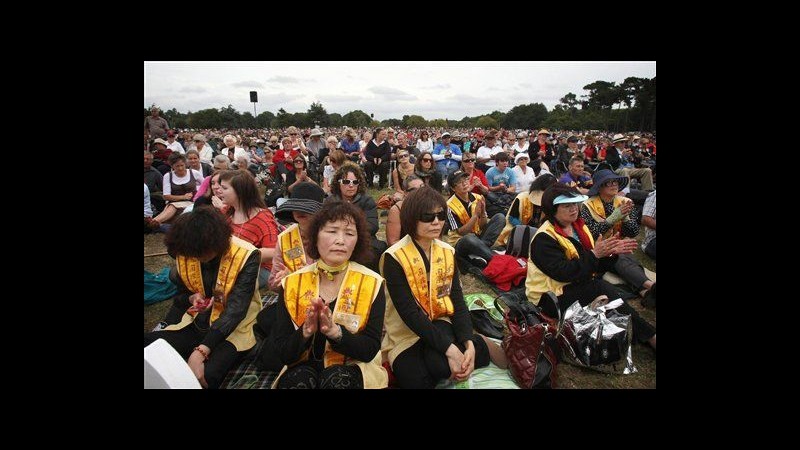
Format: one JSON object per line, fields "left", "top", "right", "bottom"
{"left": 163, "top": 169, "right": 203, "bottom": 196}
{"left": 167, "top": 140, "right": 185, "bottom": 154}
{"left": 416, "top": 139, "right": 433, "bottom": 154}
{"left": 144, "top": 184, "right": 153, "bottom": 217}
{"left": 512, "top": 165, "right": 536, "bottom": 193}
{"left": 476, "top": 145, "right": 504, "bottom": 167}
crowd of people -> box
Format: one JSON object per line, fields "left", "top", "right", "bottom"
{"left": 145, "top": 109, "right": 657, "bottom": 389}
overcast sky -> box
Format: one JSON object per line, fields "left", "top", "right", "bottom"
{"left": 144, "top": 61, "right": 655, "bottom": 121}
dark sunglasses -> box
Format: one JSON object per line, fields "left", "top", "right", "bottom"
{"left": 421, "top": 158, "right": 433, "bottom": 162}
{"left": 339, "top": 179, "right": 359, "bottom": 185}
{"left": 462, "top": 158, "right": 475, "bottom": 163}
{"left": 419, "top": 210, "right": 447, "bottom": 223}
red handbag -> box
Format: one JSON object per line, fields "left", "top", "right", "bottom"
{"left": 495, "top": 292, "right": 561, "bottom": 389}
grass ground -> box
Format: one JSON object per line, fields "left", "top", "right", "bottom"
{"left": 144, "top": 183, "right": 655, "bottom": 388}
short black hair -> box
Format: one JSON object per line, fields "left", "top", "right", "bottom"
{"left": 165, "top": 206, "right": 231, "bottom": 258}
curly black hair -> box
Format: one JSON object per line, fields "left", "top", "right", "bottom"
{"left": 165, "top": 206, "right": 231, "bottom": 258}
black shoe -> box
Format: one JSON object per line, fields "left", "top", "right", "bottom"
{"left": 641, "top": 283, "right": 656, "bottom": 308}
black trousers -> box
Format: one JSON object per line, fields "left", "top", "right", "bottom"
{"left": 392, "top": 320, "right": 490, "bottom": 389}
{"left": 539, "top": 278, "right": 656, "bottom": 344}
{"left": 144, "top": 325, "right": 249, "bottom": 389}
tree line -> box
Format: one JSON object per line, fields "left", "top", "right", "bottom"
{"left": 147, "top": 76, "right": 655, "bottom": 132}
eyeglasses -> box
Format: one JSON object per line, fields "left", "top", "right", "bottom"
{"left": 398, "top": 154, "right": 409, "bottom": 159}
{"left": 294, "top": 160, "right": 304, "bottom": 164}
{"left": 421, "top": 158, "right": 432, "bottom": 162}
{"left": 339, "top": 179, "right": 359, "bottom": 185}
{"left": 419, "top": 210, "right": 447, "bottom": 223}
{"left": 462, "top": 158, "right": 475, "bottom": 163}
{"left": 290, "top": 133, "right": 298, "bottom": 135}
{"left": 602, "top": 180, "right": 619, "bottom": 187}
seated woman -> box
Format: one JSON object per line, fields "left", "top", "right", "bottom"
{"left": 459, "top": 152, "right": 489, "bottom": 196}
{"left": 494, "top": 173, "right": 556, "bottom": 248}
{"left": 272, "top": 201, "right": 387, "bottom": 389}
{"left": 327, "top": 163, "right": 386, "bottom": 269}
{"left": 143, "top": 206, "right": 262, "bottom": 388}
{"left": 321, "top": 148, "right": 345, "bottom": 196}
{"left": 414, "top": 153, "right": 443, "bottom": 192}
{"left": 192, "top": 170, "right": 225, "bottom": 210}
{"left": 381, "top": 186, "right": 507, "bottom": 388}
{"left": 385, "top": 175, "right": 425, "bottom": 246}
{"left": 272, "top": 136, "right": 299, "bottom": 182}
{"left": 390, "top": 149, "right": 416, "bottom": 201}
{"left": 526, "top": 184, "right": 656, "bottom": 350}
{"left": 285, "top": 154, "right": 319, "bottom": 194}
{"left": 218, "top": 170, "right": 279, "bottom": 290}
{"left": 148, "top": 152, "right": 203, "bottom": 230}
{"left": 580, "top": 169, "right": 654, "bottom": 300}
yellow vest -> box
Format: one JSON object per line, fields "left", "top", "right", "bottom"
{"left": 446, "top": 193, "right": 483, "bottom": 245}
{"left": 167, "top": 236, "right": 261, "bottom": 352}
{"left": 495, "top": 190, "right": 542, "bottom": 247}
{"left": 525, "top": 221, "right": 595, "bottom": 303}
{"left": 584, "top": 196, "right": 625, "bottom": 239}
{"left": 380, "top": 236, "right": 457, "bottom": 366}
{"left": 278, "top": 223, "right": 307, "bottom": 273}
{"left": 279, "top": 261, "right": 387, "bottom": 389}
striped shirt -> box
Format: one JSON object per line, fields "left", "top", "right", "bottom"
{"left": 229, "top": 209, "right": 279, "bottom": 270}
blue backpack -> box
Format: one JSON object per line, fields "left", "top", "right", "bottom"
{"left": 144, "top": 268, "right": 177, "bottom": 305}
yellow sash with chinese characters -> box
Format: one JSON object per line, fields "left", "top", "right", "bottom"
{"left": 168, "top": 236, "right": 261, "bottom": 351}
{"left": 585, "top": 196, "right": 625, "bottom": 238}
{"left": 281, "top": 261, "right": 387, "bottom": 389}
{"left": 525, "top": 221, "right": 595, "bottom": 301}
{"left": 389, "top": 236, "right": 455, "bottom": 320}
{"left": 279, "top": 223, "right": 307, "bottom": 273}
{"left": 380, "top": 236, "right": 457, "bottom": 365}
{"left": 495, "top": 190, "right": 539, "bottom": 247}
{"left": 446, "top": 193, "right": 483, "bottom": 245}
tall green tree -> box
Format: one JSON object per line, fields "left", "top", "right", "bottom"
{"left": 256, "top": 111, "right": 275, "bottom": 128}
{"left": 307, "top": 102, "right": 329, "bottom": 127}
{"left": 501, "top": 103, "right": 548, "bottom": 129}
{"left": 342, "top": 110, "right": 372, "bottom": 128}
{"left": 476, "top": 116, "right": 499, "bottom": 129}
{"left": 275, "top": 108, "right": 292, "bottom": 128}
{"left": 328, "top": 113, "right": 343, "bottom": 127}
{"left": 404, "top": 114, "right": 427, "bottom": 127}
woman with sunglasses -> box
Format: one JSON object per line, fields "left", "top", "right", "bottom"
{"left": 328, "top": 164, "right": 384, "bottom": 269}
{"left": 286, "top": 154, "right": 318, "bottom": 194}
{"left": 391, "top": 149, "right": 415, "bottom": 202}
{"left": 413, "top": 153, "right": 443, "bottom": 192}
{"left": 381, "top": 186, "right": 507, "bottom": 388}
{"left": 527, "top": 184, "right": 656, "bottom": 351}
{"left": 580, "top": 169, "right": 656, "bottom": 304}
{"left": 458, "top": 151, "right": 489, "bottom": 196}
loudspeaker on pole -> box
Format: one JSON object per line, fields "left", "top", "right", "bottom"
{"left": 250, "top": 91, "right": 258, "bottom": 103}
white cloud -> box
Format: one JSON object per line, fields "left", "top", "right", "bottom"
{"left": 267, "top": 76, "right": 313, "bottom": 84}
{"left": 231, "top": 81, "right": 264, "bottom": 88}
{"left": 179, "top": 86, "right": 208, "bottom": 94}
{"left": 145, "top": 61, "right": 655, "bottom": 120}
{"left": 368, "top": 86, "right": 417, "bottom": 101}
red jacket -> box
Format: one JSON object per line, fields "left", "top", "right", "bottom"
{"left": 481, "top": 255, "right": 527, "bottom": 291}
